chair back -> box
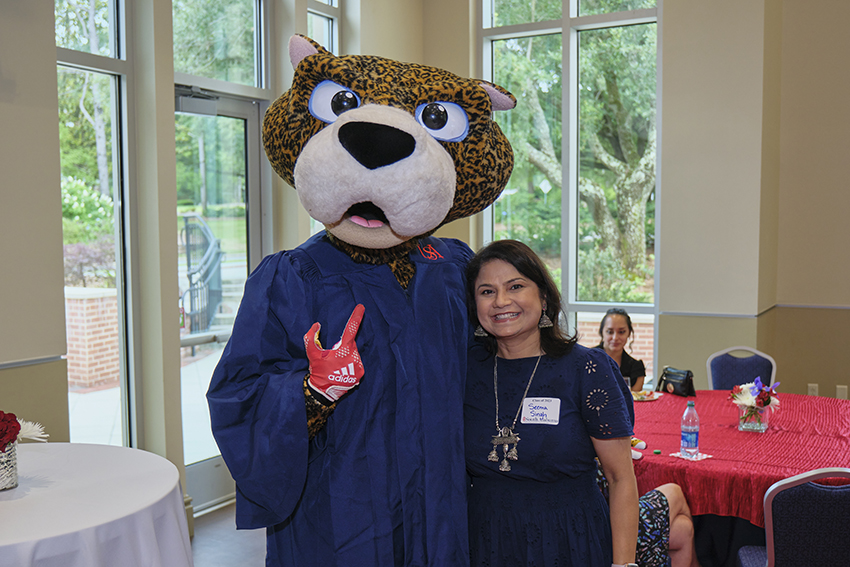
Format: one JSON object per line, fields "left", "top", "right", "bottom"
{"left": 764, "top": 467, "right": 850, "bottom": 567}
{"left": 706, "top": 346, "right": 776, "bottom": 390}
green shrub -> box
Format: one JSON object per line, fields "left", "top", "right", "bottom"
{"left": 204, "top": 203, "right": 245, "bottom": 218}
{"left": 577, "top": 246, "right": 651, "bottom": 303}
{"left": 494, "top": 188, "right": 561, "bottom": 256}
{"left": 61, "top": 176, "right": 113, "bottom": 244}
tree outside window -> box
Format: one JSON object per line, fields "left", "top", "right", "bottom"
{"left": 487, "top": 0, "right": 657, "bottom": 305}
{"left": 173, "top": 0, "right": 257, "bottom": 86}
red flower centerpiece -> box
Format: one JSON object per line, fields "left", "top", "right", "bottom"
{"left": 1, "top": 410, "right": 49, "bottom": 490}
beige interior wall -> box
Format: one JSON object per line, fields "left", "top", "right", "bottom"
{"left": 0, "top": 2, "right": 66, "bottom": 362}
{"left": 658, "top": 315, "right": 759, "bottom": 391}
{"left": 659, "top": 0, "right": 768, "bottom": 317}
{"left": 768, "top": 307, "right": 850, "bottom": 396}
{"left": 0, "top": 2, "right": 70, "bottom": 435}
{"left": 776, "top": 1, "right": 850, "bottom": 307}
{"left": 660, "top": 0, "right": 850, "bottom": 396}
{"left": 767, "top": 0, "right": 850, "bottom": 396}
{"left": 0, "top": 362, "right": 71, "bottom": 443}
{"left": 355, "top": 0, "right": 424, "bottom": 63}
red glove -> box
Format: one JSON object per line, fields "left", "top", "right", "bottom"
{"left": 304, "top": 304, "right": 366, "bottom": 403}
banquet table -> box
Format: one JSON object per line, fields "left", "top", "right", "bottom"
{"left": 0, "top": 443, "right": 194, "bottom": 567}
{"left": 632, "top": 389, "right": 850, "bottom": 527}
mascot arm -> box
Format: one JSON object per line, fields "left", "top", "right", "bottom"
{"left": 207, "top": 253, "right": 318, "bottom": 527}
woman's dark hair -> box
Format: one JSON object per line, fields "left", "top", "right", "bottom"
{"left": 598, "top": 307, "right": 635, "bottom": 352}
{"left": 466, "top": 239, "right": 576, "bottom": 357}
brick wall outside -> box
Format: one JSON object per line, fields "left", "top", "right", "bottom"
{"left": 65, "top": 288, "right": 120, "bottom": 390}
{"left": 576, "top": 315, "right": 655, "bottom": 382}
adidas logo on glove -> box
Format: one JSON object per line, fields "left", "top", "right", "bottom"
{"left": 328, "top": 363, "right": 358, "bottom": 384}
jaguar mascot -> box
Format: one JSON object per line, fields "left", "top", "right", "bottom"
{"left": 207, "top": 35, "right": 515, "bottom": 566}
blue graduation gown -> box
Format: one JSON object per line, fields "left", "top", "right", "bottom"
{"left": 207, "top": 233, "right": 472, "bottom": 566}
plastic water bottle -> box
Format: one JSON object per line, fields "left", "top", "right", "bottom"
{"left": 680, "top": 401, "right": 699, "bottom": 459}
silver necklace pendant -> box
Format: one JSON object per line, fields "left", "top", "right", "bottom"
{"left": 491, "top": 355, "right": 541, "bottom": 471}
{"left": 490, "top": 426, "right": 520, "bottom": 471}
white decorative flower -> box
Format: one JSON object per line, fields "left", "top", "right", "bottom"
{"left": 17, "top": 419, "right": 49, "bottom": 443}
{"left": 733, "top": 389, "right": 756, "bottom": 407}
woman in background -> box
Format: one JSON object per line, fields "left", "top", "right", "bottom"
{"left": 598, "top": 308, "right": 646, "bottom": 392}
{"left": 595, "top": 312, "right": 701, "bottom": 566}
{"left": 464, "top": 240, "right": 639, "bottom": 567}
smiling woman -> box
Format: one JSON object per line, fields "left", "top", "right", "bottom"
{"left": 464, "top": 239, "right": 639, "bottom": 567}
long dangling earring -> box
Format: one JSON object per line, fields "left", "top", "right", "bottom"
{"left": 474, "top": 325, "right": 489, "bottom": 337}
{"left": 538, "top": 304, "right": 554, "bottom": 329}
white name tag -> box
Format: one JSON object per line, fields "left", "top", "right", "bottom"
{"left": 520, "top": 397, "right": 561, "bottom": 425}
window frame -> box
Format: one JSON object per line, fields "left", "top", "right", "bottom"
{"left": 56, "top": 0, "right": 135, "bottom": 446}
{"left": 478, "top": 0, "right": 661, "bottom": 378}
{"left": 307, "top": 0, "right": 340, "bottom": 54}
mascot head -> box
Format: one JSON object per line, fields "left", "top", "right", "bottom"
{"left": 263, "top": 35, "right": 516, "bottom": 254}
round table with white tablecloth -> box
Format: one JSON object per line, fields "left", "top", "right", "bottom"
{"left": 0, "top": 443, "right": 193, "bottom": 567}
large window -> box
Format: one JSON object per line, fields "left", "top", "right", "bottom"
{"left": 482, "top": 0, "right": 658, "bottom": 372}
{"left": 56, "top": 0, "right": 129, "bottom": 445}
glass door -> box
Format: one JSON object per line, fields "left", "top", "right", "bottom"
{"left": 175, "top": 94, "right": 262, "bottom": 512}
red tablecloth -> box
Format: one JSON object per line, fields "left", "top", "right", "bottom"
{"left": 632, "top": 390, "right": 850, "bottom": 527}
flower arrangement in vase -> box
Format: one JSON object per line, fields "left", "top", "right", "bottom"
{"left": 0, "top": 410, "right": 49, "bottom": 490}
{"left": 729, "top": 377, "right": 780, "bottom": 432}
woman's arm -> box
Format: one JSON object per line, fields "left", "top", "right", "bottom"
{"left": 593, "top": 436, "right": 639, "bottom": 565}
{"left": 631, "top": 375, "right": 645, "bottom": 392}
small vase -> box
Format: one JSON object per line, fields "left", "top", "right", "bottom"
{"left": 0, "top": 441, "right": 18, "bottom": 490}
{"left": 737, "top": 404, "right": 769, "bottom": 432}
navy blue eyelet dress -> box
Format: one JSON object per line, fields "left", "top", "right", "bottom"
{"left": 464, "top": 344, "right": 634, "bottom": 567}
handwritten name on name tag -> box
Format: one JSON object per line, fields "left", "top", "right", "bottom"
{"left": 520, "top": 397, "right": 561, "bottom": 425}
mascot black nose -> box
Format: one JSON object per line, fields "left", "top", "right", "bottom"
{"left": 338, "top": 122, "right": 416, "bottom": 170}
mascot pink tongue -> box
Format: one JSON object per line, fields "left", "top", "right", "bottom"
{"left": 350, "top": 215, "right": 383, "bottom": 228}
{"left": 207, "top": 35, "right": 515, "bottom": 567}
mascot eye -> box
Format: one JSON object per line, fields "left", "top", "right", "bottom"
{"left": 309, "top": 80, "right": 361, "bottom": 123}
{"left": 331, "top": 91, "right": 358, "bottom": 114}
{"left": 415, "top": 101, "right": 469, "bottom": 142}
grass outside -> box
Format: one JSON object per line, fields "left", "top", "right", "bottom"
{"left": 178, "top": 215, "right": 246, "bottom": 256}
{"left": 203, "top": 217, "right": 246, "bottom": 256}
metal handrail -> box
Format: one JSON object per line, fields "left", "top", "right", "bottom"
{"left": 179, "top": 213, "right": 223, "bottom": 334}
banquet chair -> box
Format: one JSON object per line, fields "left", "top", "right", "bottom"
{"left": 706, "top": 346, "right": 776, "bottom": 390}
{"left": 736, "top": 467, "right": 850, "bottom": 567}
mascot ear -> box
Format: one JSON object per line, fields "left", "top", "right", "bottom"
{"left": 479, "top": 81, "right": 517, "bottom": 111}
{"left": 289, "top": 34, "right": 330, "bottom": 69}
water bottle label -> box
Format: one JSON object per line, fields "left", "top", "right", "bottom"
{"left": 681, "top": 431, "right": 698, "bottom": 448}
